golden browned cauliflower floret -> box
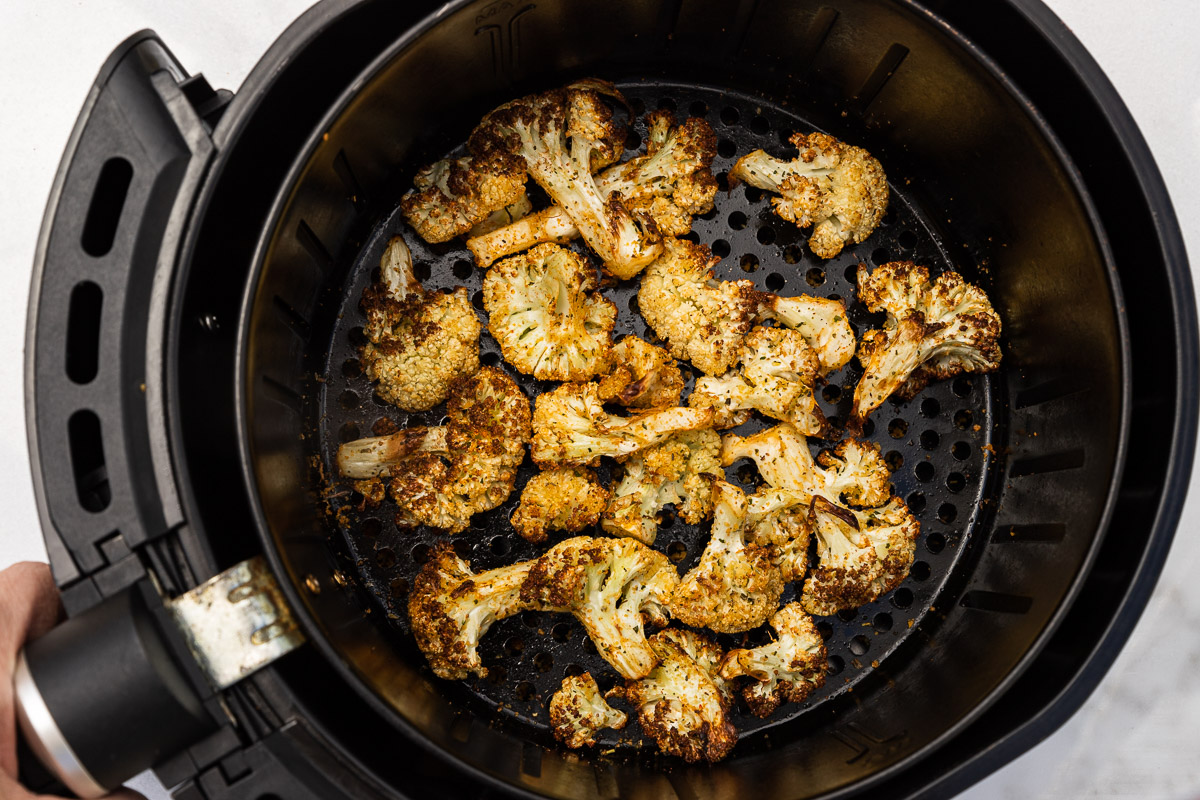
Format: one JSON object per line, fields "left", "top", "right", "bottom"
{"left": 610, "top": 628, "right": 737, "bottom": 763}
{"left": 720, "top": 423, "right": 891, "bottom": 514}
{"left": 467, "top": 112, "right": 717, "bottom": 269}
{"left": 520, "top": 536, "right": 678, "bottom": 679}
{"left": 688, "top": 326, "right": 828, "bottom": 436}
{"left": 669, "top": 481, "right": 784, "bottom": 634}
{"left": 852, "top": 261, "right": 1002, "bottom": 428}
{"left": 470, "top": 80, "right": 661, "bottom": 279}
{"left": 336, "top": 367, "right": 530, "bottom": 533}
{"left": 358, "top": 236, "right": 481, "bottom": 412}
{"left": 801, "top": 496, "right": 919, "bottom": 615}
{"left": 746, "top": 505, "right": 811, "bottom": 584}
{"left": 596, "top": 335, "right": 685, "bottom": 409}
{"left": 718, "top": 603, "right": 827, "bottom": 717}
{"left": 510, "top": 467, "right": 610, "bottom": 543}
{"left": 549, "top": 672, "right": 627, "bottom": 749}
{"left": 482, "top": 243, "right": 617, "bottom": 381}
{"left": 602, "top": 429, "right": 722, "bottom": 544}
{"left": 757, "top": 292, "right": 856, "bottom": 375}
{"left": 637, "top": 238, "right": 763, "bottom": 375}
{"left": 530, "top": 381, "right": 712, "bottom": 467}
{"left": 731, "top": 131, "right": 888, "bottom": 259}
{"left": 408, "top": 543, "right": 536, "bottom": 680}
{"left": 400, "top": 154, "right": 528, "bottom": 244}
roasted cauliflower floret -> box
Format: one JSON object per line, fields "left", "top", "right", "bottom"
{"left": 482, "top": 243, "right": 617, "bottom": 381}
{"left": 470, "top": 80, "right": 662, "bottom": 279}
{"left": 467, "top": 112, "right": 717, "bottom": 268}
{"left": 670, "top": 481, "right": 784, "bottom": 634}
{"left": 597, "top": 112, "right": 718, "bottom": 207}
{"left": 358, "top": 236, "right": 481, "bottom": 411}
{"left": 602, "top": 429, "right": 722, "bottom": 544}
{"left": 721, "top": 423, "right": 891, "bottom": 513}
{"left": 531, "top": 381, "right": 712, "bottom": 467}
{"left": 757, "top": 292, "right": 856, "bottom": 375}
{"left": 520, "top": 536, "right": 678, "bottom": 679}
{"left": 550, "top": 672, "right": 628, "bottom": 748}
{"left": 718, "top": 603, "right": 827, "bottom": 717}
{"left": 746, "top": 505, "right": 811, "bottom": 584}
{"left": 852, "top": 261, "right": 1002, "bottom": 427}
{"left": 596, "top": 336, "right": 685, "bottom": 409}
{"left": 336, "top": 367, "right": 530, "bottom": 533}
{"left": 408, "top": 544, "right": 535, "bottom": 679}
{"left": 638, "top": 238, "right": 763, "bottom": 375}
{"left": 689, "top": 326, "right": 828, "bottom": 436}
{"left": 801, "top": 496, "right": 919, "bottom": 615}
{"left": 611, "top": 629, "right": 737, "bottom": 763}
{"left": 731, "top": 131, "right": 888, "bottom": 259}
{"left": 400, "top": 154, "right": 528, "bottom": 243}
{"left": 510, "top": 467, "right": 610, "bottom": 543}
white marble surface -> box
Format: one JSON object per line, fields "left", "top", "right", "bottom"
{"left": 1, "top": 1, "right": 1198, "bottom": 798}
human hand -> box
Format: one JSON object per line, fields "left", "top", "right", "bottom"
{"left": 0, "top": 562, "right": 145, "bottom": 800}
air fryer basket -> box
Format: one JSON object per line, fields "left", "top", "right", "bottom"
{"left": 241, "top": 0, "right": 1125, "bottom": 797}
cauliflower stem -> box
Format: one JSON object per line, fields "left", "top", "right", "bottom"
{"left": 531, "top": 381, "right": 712, "bottom": 467}
{"left": 467, "top": 111, "right": 717, "bottom": 269}
{"left": 470, "top": 81, "right": 661, "bottom": 278}
{"left": 336, "top": 367, "right": 530, "bottom": 533}
{"left": 521, "top": 536, "right": 679, "bottom": 679}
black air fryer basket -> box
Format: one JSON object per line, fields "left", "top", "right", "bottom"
{"left": 19, "top": 1, "right": 1197, "bottom": 799}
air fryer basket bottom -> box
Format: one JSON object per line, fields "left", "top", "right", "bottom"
{"left": 316, "top": 80, "right": 998, "bottom": 754}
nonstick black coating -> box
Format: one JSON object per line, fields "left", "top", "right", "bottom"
{"left": 316, "top": 82, "right": 998, "bottom": 752}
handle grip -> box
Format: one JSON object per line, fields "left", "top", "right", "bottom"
{"left": 27, "top": 28, "right": 227, "bottom": 586}
{"left": 14, "top": 582, "right": 219, "bottom": 798}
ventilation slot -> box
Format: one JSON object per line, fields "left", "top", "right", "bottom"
{"left": 520, "top": 741, "right": 543, "bottom": 778}
{"left": 68, "top": 410, "right": 110, "bottom": 512}
{"left": 960, "top": 590, "right": 1033, "bottom": 614}
{"left": 854, "top": 43, "right": 910, "bottom": 113}
{"left": 795, "top": 7, "right": 839, "bottom": 73}
{"left": 653, "top": 0, "right": 685, "bottom": 47}
{"left": 1014, "top": 377, "right": 1086, "bottom": 409}
{"left": 296, "top": 220, "right": 333, "bottom": 271}
{"left": 81, "top": 158, "right": 132, "bottom": 257}
{"left": 333, "top": 150, "right": 368, "bottom": 213}
{"left": 448, "top": 714, "right": 472, "bottom": 743}
{"left": 66, "top": 282, "right": 103, "bottom": 384}
{"left": 1009, "top": 449, "right": 1086, "bottom": 477}
{"left": 273, "top": 295, "right": 312, "bottom": 342}
{"left": 261, "top": 375, "right": 303, "bottom": 413}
